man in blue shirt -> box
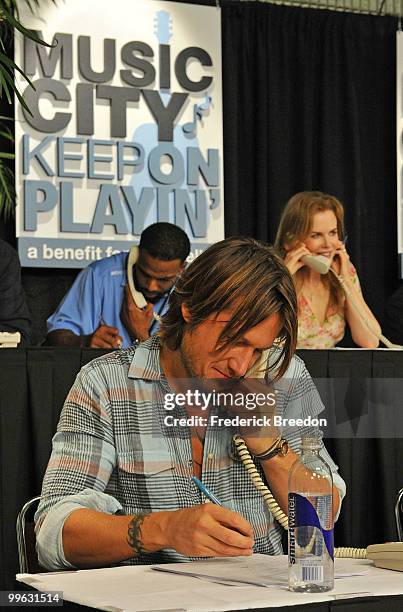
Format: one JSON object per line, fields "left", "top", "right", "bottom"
{"left": 45, "top": 223, "right": 190, "bottom": 348}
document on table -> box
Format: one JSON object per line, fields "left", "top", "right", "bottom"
{"left": 17, "top": 555, "right": 385, "bottom": 612}
{"left": 151, "top": 554, "right": 370, "bottom": 589}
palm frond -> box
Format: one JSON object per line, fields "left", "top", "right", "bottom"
{"left": 0, "top": 60, "right": 33, "bottom": 113}
{"left": 0, "top": 1, "right": 58, "bottom": 220}
{"left": 0, "top": 119, "right": 14, "bottom": 140}
{"left": 1, "top": 5, "right": 55, "bottom": 47}
{"left": 0, "top": 68, "right": 13, "bottom": 103}
{"left": 0, "top": 3, "right": 56, "bottom": 114}
{"left": 0, "top": 49, "right": 36, "bottom": 85}
{"left": 0, "top": 158, "right": 15, "bottom": 220}
{"left": 2, "top": 1, "right": 57, "bottom": 20}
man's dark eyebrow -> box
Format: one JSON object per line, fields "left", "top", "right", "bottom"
{"left": 136, "top": 264, "right": 178, "bottom": 281}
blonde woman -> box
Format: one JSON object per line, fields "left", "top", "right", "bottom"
{"left": 275, "top": 191, "right": 380, "bottom": 348}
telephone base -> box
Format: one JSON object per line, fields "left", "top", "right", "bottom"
{"left": 366, "top": 542, "right": 403, "bottom": 572}
{"left": 0, "top": 331, "right": 21, "bottom": 348}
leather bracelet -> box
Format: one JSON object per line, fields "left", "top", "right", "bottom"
{"left": 252, "top": 436, "right": 282, "bottom": 460}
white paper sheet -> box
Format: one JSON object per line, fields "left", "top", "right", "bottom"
{"left": 151, "top": 555, "right": 370, "bottom": 588}
{"left": 16, "top": 555, "right": 403, "bottom": 612}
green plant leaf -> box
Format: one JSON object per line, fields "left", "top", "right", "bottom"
{"left": 0, "top": 116, "right": 14, "bottom": 141}
{"left": 1, "top": 5, "right": 55, "bottom": 47}
{"left": 0, "top": 0, "right": 57, "bottom": 220}
{"left": 0, "top": 162, "right": 12, "bottom": 198}
{"left": 0, "top": 49, "right": 36, "bottom": 88}
{"left": 3, "top": 0, "right": 57, "bottom": 21}
{"left": 0, "top": 128, "right": 14, "bottom": 141}
{"left": 0, "top": 160, "right": 16, "bottom": 219}
{"left": 0, "top": 132, "right": 12, "bottom": 141}
{"left": 0, "top": 61, "right": 33, "bottom": 113}
{"left": 0, "top": 69, "right": 13, "bottom": 103}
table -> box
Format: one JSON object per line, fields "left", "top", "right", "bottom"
{"left": 16, "top": 555, "right": 403, "bottom": 611}
{"left": 1, "top": 348, "right": 402, "bottom": 591}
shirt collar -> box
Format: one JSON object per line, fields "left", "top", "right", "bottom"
{"left": 128, "top": 335, "right": 163, "bottom": 381}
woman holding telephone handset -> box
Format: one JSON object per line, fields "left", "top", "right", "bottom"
{"left": 275, "top": 191, "right": 381, "bottom": 348}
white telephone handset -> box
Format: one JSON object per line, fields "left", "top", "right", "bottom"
{"left": 127, "top": 246, "right": 148, "bottom": 309}
{"left": 300, "top": 252, "right": 402, "bottom": 348}
{"left": 127, "top": 246, "right": 161, "bottom": 323}
{"left": 301, "top": 254, "right": 331, "bottom": 275}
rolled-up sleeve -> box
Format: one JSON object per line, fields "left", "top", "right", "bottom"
{"left": 35, "top": 489, "right": 123, "bottom": 570}
{"left": 35, "top": 363, "right": 118, "bottom": 570}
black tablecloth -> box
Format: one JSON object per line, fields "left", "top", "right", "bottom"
{"left": 15, "top": 589, "right": 403, "bottom": 612}
{"left": 1, "top": 348, "right": 402, "bottom": 590}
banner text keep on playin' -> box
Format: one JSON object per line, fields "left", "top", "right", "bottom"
{"left": 20, "top": 33, "right": 220, "bottom": 237}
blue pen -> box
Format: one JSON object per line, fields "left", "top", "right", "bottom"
{"left": 191, "top": 475, "right": 223, "bottom": 506}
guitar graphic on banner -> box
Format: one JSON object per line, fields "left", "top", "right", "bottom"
{"left": 128, "top": 10, "right": 219, "bottom": 239}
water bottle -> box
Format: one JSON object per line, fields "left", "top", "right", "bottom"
{"left": 288, "top": 436, "right": 334, "bottom": 592}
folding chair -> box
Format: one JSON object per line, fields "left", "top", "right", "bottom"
{"left": 16, "top": 496, "right": 44, "bottom": 573}
{"left": 396, "top": 488, "right": 403, "bottom": 541}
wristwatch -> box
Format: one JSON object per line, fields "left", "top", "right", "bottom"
{"left": 253, "top": 436, "right": 289, "bottom": 461}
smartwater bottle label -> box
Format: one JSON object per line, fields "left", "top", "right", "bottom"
{"left": 300, "top": 564, "right": 324, "bottom": 583}
{"left": 288, "top": 492, "right": 334, "bottom": 560}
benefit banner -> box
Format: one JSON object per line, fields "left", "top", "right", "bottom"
{"left": 14, "top": 0, "right": 223, "bottom": 268}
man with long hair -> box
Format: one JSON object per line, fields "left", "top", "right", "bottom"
{"left": 36, "top": 237, "right": 345, "bottom": 569}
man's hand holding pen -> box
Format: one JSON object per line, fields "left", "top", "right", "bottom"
{"left": 150, "top": 505, "right": 254, "bottom": 558}
{"left": 89, "top": 323, "right": 122, "bottom": 349}
{"left": 129, "top": 476, "right": 254, "bottom": 560}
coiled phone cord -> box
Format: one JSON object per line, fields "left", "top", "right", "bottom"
{"left": 233, "top": 434, "right": 367, "bottom": 559}
{"left": 329, "top": 269, "right": 402, "bottom": 349}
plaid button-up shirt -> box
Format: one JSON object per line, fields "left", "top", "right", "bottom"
{"left": 36, "top": 336, "right": 345, "bottom": 570}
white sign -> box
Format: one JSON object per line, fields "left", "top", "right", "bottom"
{"left": 15, "top": 0, "right": 224, "bottom": 268}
